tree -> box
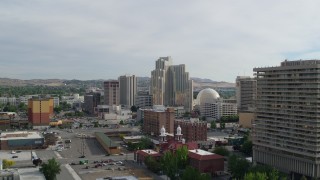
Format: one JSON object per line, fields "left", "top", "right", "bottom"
{"left": 228, "top": 155, "right": 250, "bottom": 179}
{"left": 131, "top": 105, "right": 138, "bottom": 112}
{"left": 211, "top": 121, "right": 216, "bottom": 129}
{"left": 241, "top": 140, "right": 253, "bottom": 156}
{"left": 144, "top": 156, "right": 161, "bottom": 173}
{"left": 161, "top": 151, "right": 178, "bottom": 180}
{"left": 244, "top": 172, "right": 268, "bottom": 180}
{"left": 3, "top": 159, "right": 15, "bottom": 169}
{"left": 213, "top": 146, "right": 229, "bottom": 156}
{"left": 181, "top": 166, "right": 210, "bottom": 180}
{"left": 220, "top": 121, "right": 226, "bottom": 129}
{"left": 119, "top": 120, "right": 124, "bottom": 125}
{"left": 160, "top": 146, "right": 189, "bottom": 179}
{"left": 175, "top": 146, "right": 189, "bottom": 169}
{"left": 40, "top": 158, "right": 61, "bottom": 180}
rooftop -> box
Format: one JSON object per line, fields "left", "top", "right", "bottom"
{"left": 188, "top": 149, "right": 224, "bottom": 161}
{"left": 0, "top": 131, "right": 42, "bottom": 141}
{"left": 95, "top": 132, "right": 117, "bottom": 147}
{"left": 141, "top": 149, "right": 159, "bottom": 155}
{"left": 189, "top": 149, "right": 213, "bottom": 156}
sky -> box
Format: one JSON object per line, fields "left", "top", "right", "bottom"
{"left": 1, "top": 0, "right": 320, "bottom": 82}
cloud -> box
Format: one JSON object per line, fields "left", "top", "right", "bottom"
{"left": 0, "top": 0, "right": 320, "bottom": 81}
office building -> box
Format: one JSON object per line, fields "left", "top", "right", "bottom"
{"left": 119, "top": 75, "right": 137, "bottom": 107}
{"left": 28, "top": 97, "right": 53, "bottom": 127}
{"left": 104, "top": 80, "right": 120, "bottom": 106}
{"left": 150, "top": 57, "right": 193, "bottom": 112}
{"left": 135, "top": 92, "right": 153, "bottom": 109}
{"left": 236, "top": 76, "right": 257, "bottom": 111}
{"left": 253, "top": 60, "right": 320, "bottom": 178}
{"left": 84, "top": 92, "right": 101, "bottom": 114}
{"left": 143, "top": 107, "right": 175, "bottom": 136}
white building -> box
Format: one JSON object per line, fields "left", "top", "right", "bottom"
{"left": 196, "top": 88, "right": 237, "bottom": 121}
{"left": 119, "top": 75, "right": 137, "bottom": 108}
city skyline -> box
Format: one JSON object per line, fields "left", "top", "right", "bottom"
{"left": 1, "top": 1, "right": 320, "bottom": 82}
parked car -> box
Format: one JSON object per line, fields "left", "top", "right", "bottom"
{"left": 12, "top": 155, "right": 18, "bottom": 158}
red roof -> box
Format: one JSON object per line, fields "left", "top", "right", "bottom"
{"left": 161, "top": 139, "right": 198, "bottom": 153}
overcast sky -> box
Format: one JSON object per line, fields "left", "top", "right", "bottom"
{"left": 1, "top": 0, "right": 320, "bottom": 82}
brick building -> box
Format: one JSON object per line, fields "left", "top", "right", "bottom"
{"left": 104, "top": 80, "right": 120, "bottom": 106}
{"left": 174, "top": 119, "right": 207, "bottom": 142}
{"left": 188, "top": 149, "right": 224, "bottom": 176}
{"left": 143, "top": 107, "right": 175, "bottom": 136}
{"left": 28, "top": 97, "right": 53, "bottom": 127}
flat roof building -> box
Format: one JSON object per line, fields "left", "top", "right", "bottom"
{"left": 0, "top": 131, "right": 44, "bottom": 150}
{"left": 253, "top": 60, "right": 320, "bottom": 178}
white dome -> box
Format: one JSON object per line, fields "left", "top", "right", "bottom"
{"left": 176, "top": 125, "right": 182, "bottom": 135}
{"left": 160, "top": 125, "right": 166, "bottom": 136}
{"left": 196, "top": 88, "right": 220, "bottom": 105}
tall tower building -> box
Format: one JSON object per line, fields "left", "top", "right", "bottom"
{"left": 253, "top": 60, "right": 320, "bottom": 178}
{"left": 150, "top": 56, "right": 193, "bottom": 112}
{"left": 104, "top": 80, "right": 119, "bottom": 106}
{"left": 119, "top": 75, "right": 137, "bottom": 107}
{"left": 236, "top": 76, "right": 257, "bottom": 111}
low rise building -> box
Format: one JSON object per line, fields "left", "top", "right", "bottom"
{"left": 0, "top": 131, "right": 44, "bottom": 150}
{"left": 95, "top": 132, "right": 120, "bottom": 154}
{"left": 188, "top": 149, "right": 224, "bottom": 176}
{"left": 174, "top": 119, "right": 207, "bottom": 142}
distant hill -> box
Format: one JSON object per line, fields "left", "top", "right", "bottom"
{"left": 0, "top": 77, "right": 235, "bottom": 90}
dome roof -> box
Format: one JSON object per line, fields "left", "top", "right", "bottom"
{"left": 196, "top": 88, "right": 220, "bottom": 105}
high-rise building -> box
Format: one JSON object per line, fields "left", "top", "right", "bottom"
{"left": 119, "top": 75, "right": 137, "bottom": 107}
{"left": 104, "top": 80, "right": 119, "bottom": 106}
{"left": 84, "top": 92, "right": 101, "bottom": 114}
{"left": 236, "top": 76, "right": 257, "bottom": 111}
{"left": 253, "top": 60, "right": 320, "bottom": 178}
{"left": 150, "top": 56, "right": 193, "bottom": 112}
{"left": 28, "top": 97, "right": 54, "bottom": 127}
{"left": 135, "top": 91, "right": 153, "bottom": 109}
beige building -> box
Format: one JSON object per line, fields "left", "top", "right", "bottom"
{"left": 142, "top": 107, "right": 175, "bottom": 136}
{"left": 104, "top": 80, "right": 120, "bottom": 106}
{"left": 236, "top": 76, "right": 256, "bottom": 111}
{"left": 253, "top": 60, "right": 320, "bottom": 178}
{"left": 150, "top": 57, "right": 193, "bottom": 112}
{"left": 239, "top": 112, "right": 254, "bottom": 128}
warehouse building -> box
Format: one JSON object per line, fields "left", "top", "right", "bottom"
{"left": 95, "top": 132, "right": 120, "bottom": 154}
{"left": 0, "top": 131, "right": 44, "bottom": 150}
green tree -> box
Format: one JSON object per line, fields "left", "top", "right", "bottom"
{"left": 228, "top": 155, "right": 250, "bottom": 179}
{"left": 40, "top": 158, "right": 61, "bottom": 180}
{"left": 213, "top": 146, "right": 229, "bottom": 156}
{"left": 244, "top": 172, "right": 268, "bottom": 180}
{"left": 268, "top": 168, "right": 279, "bottom": 180}
{"left": 241, "top": 140, "right": 253, "bottom": 156}
{"left": 119, "top": 120, "right": 124, "bottom": 125}
{"left": 211, "top": 121, "right": 216, "bottom": 129}
{"left": 161, "top": 151, "right": 178, "bottom": 180}
{"left": 144, "top": 156, "right": 161, "bottom": 173}
{"left": 300, "top": 176, "right": 307, "bottom": 180}
{"left": 3, "top": 159, "right": 15, "bottom": 169}
{"left": 181, "top": 166, "right": 210, "bottom": 180}
{"left": 54, "top": 106, "right": 62, "bottom": 113}
{"left": 175, "top": 146, "right": 189, "bottom": 169}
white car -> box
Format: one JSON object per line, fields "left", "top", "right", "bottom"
{"left": 11, "top": 150, "right": 16, "bottom": 154}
